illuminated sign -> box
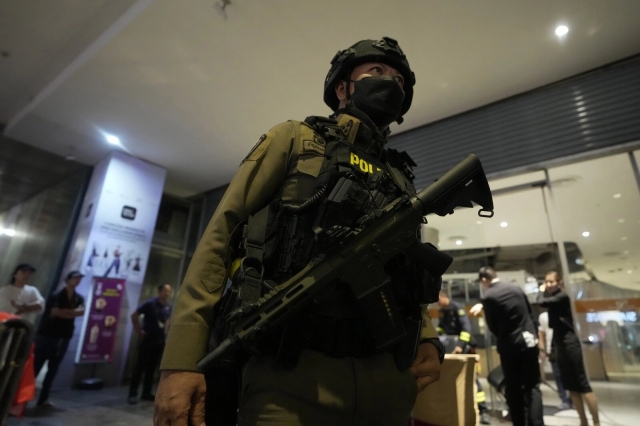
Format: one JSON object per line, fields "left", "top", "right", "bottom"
{"left": 585, "top": 311, "right": 638, "bottom": 325}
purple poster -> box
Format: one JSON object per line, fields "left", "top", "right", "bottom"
{"left": 77, "top": 277, "right": 126, "bottom": 363}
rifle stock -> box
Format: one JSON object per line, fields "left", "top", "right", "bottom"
{"left": 197, "top": 154, "right": 494, "bottom": 372}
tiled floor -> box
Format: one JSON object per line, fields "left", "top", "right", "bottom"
{"left": 6, "top": 379, "right": 639, "bottom": 425}
{"left": 481, "top": 377, "right": 640, "bottom": 426}
{"left": 6, "top": 387, "right": 154, "bottom": 426}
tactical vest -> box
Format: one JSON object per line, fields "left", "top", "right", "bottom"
{"left": 225, "top": 115, "right": 426, "bottom": 366}
{"left": 263, "top": 116, "right": 418, "bottom": 283}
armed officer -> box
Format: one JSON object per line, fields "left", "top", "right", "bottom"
{"left": 154, "top": 37, "right": 446, "bottom": 426}
{"left": 437, "top": 291, "right": 491, "bottom": 424}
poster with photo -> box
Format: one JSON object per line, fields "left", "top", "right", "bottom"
{"left": 77, "top": 277, "right": 126, "bottom": 363}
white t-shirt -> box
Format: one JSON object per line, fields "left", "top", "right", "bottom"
{"left": 538, "top": 311, "right": 553, "bottom": 354}
{"left": 0, "top": 284, "right": 45, "bottom": 325}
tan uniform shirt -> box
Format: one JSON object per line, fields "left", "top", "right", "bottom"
{"left": 161, "top": 114, "right": 438, "bottom": 371}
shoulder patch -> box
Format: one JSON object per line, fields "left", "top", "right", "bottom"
{"left": 458, "top": 309, "right": 466, "bottom": 316}
{"left": 242, "top": 134, "right": 269, "bottom": 164}
{"left": 302, "top": 135, "right": 325, "bottom": 155}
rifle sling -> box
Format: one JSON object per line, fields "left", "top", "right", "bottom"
{"left": 237, "top": 204, "right": 272, "bottom": 307}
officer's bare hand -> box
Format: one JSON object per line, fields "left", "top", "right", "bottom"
{"left": 452, "top": 346, "right": 464, "bottom": 354}
{"left": 154, "top": 370, "right": 206, "bottom": 426}
{"left": 410, "top": 342, "right": 441, "bottom": 392}
{"left": 469, "top": 303, "right": 483, "bottom": 316}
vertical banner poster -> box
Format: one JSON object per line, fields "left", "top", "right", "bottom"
{"left": 77, "top": 277, "right": 126, "bottom": 363}
{"left": 56, "top": 151, "right": 166, "bottom": 384}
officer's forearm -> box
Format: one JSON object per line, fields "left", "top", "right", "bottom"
{"left": 161, "top": 122, "right": 296, "bottom": 371}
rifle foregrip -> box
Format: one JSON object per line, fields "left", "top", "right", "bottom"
{"left": 197, "top": 335, "right": 239, "bottom": 373}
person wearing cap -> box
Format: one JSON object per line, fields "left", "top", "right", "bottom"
{"left": 0, "top": 263, "right": 44, "bottom": 325}
{"left": 155, "top": 37, "right": 445, "bottom": 426}
{"left": 33, "top": 270, "right": 85, "bottom": 407}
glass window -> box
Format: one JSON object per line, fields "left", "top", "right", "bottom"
{"left": 0, "top": 171, "right": 88, "bottom": 296}
{"left": 549, "top": 153, "right": 640, "bottom": 291}
{"left": 153, "top": 196, "right": 190, "bottom": 250}
{"left": 549, "top": 153, "right": 640, "bottom": 380}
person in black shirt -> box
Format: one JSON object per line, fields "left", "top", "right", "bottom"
{"left": 538, "top": 271, "right": 599, "bottom": 426}
{"left": 476, "top": 267, "right": 543, "bottom": 426}
{"left": 34, "top": 271, "right": 86, "bottom": 407}
{"left": 128, "top": 283, "right": 172, "bottom": 404}
{"left": 438, "top": 291, "right": 491, "bottom": 424}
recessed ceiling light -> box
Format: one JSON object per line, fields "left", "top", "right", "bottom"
{"left": 622, "top": 237, "right": 628, "bottom": 241}
{"left": 500, "top": 222, "right": 508, "bottom": 228}
{"left": 105, "top": 134, "right": 120, "bottom": 145}
{"left": 618, "top": 219, "right": 625, "bottom": 223}
{"left": 613, "top": 193, "right": 622, "bottom": 198}
{"left": 476, "top": 221, "right": 483, "bottom": 225}
{"left": 628, "top": 270, "right": 633, "bottom": 274}
{"left": 455, "top": 240, "right": 463, "bottom": 246}
{"left": 4, "top": 229, "right": 16, "bottom": 237}
{"left": 624, "top": 250, "right": 630, "bottom": 255}
{"left": 582, "top": 231, "right": 590, "bottom": 237}
{"left": 555, "top": 25, "right": 569, "bottom": 36}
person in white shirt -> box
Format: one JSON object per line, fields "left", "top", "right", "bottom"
{"left": 0, "top": 263, "right": 45, "bottom": 325}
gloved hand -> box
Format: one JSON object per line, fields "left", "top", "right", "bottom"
{"left": 470, "top": 303, "right": 483, "bottom": 316}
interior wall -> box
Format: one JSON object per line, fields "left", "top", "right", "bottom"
{"left": 0, "top": 169, "right": 91, "bottom": 297}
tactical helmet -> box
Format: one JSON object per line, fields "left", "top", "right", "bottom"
{"left": 323, "top": 37, "right": 415, "bottom": 120}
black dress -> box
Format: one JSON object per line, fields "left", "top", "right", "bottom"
{"left": 539, "top": 290, "right": 592, "bottom": 393}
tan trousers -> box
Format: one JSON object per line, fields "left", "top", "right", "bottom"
{"left": 238, "top": 350, "right": 418, "bottom": 426}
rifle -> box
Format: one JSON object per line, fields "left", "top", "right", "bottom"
{"left": 197, "top": 153, "right": 494, "bottom": 372}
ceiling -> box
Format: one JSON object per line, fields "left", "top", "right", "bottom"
{"left": 2, "top": 0, "right": 639, "bottom": 290}
{"left": 2, "top": 0, "right": 640, "bottom": 197}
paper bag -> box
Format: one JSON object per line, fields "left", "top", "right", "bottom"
{"left": 410, "top": 354, "right": 479, "bottom": 426}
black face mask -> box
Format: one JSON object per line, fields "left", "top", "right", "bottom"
{"left": 349, "top": 76, "right": 405, "bottom": 128}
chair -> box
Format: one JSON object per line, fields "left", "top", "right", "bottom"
{"left": 0, "top": 318, "right": 34, "bottom": 425}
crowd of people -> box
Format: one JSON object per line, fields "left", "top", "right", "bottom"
{"left": 0, "top": 261, "right": 173, "bottom": 414}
